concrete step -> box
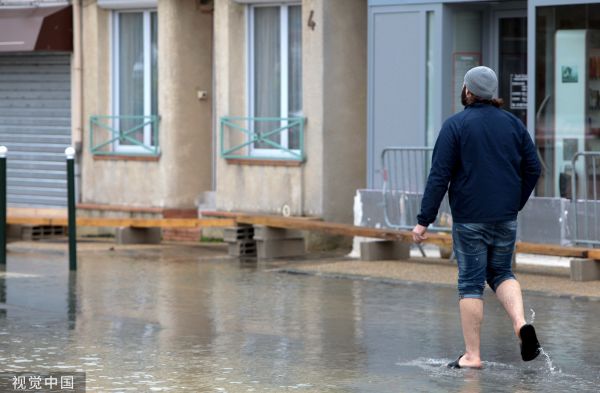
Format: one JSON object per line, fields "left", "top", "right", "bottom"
{"left": 116, "top": 227, "right": 162, "bottom": 245}
{"left": 256, "top": 238, "right": 305, "bottom": 259}
{"left": 253, "top": 225, "right": 304, "bottom": 241}
{"left": 228, "top": 240, "right": 257, "bottom": 257}
{"left": 8, "top": 224, "right": 66, "bottom": 241}
{"left": 360, "top": 240, "right": 410, "bottom": 261}
{"left": 224, "top": 226, "right": 254, "bottom": 242}
{"left": 570, "top": 258, "right": 600, "bottom": 281}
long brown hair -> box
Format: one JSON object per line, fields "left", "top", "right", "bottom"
{"left": 469, "top": 96, "right": 505, "bottom": 108}
{"left": 462, "top": 86, "right": 505, "bottom": 108}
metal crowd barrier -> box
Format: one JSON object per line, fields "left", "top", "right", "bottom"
{"left": 571, "top": 151, "right": 600, "bottom": 247}
{"left": 380, "top": 147, "right": 453, "bottom": 233}
{"left": 381, "top": 147, "right": 600, "bottom": 250}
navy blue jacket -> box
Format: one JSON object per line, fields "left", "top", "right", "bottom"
{"left": 417, "top": 103, "right": 541, "bottom": 226}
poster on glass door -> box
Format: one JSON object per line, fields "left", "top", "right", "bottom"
{"left": 510, "top": 74, "right": 528, "bottom": 110}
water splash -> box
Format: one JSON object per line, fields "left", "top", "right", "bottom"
{"left": 540, "top": 348, "right": 560, "bottom": 374}
{"left": 528, "top": 309, "right": 559, "bottom": 373}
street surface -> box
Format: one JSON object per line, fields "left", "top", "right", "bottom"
{"left": 0, "top": 244, "right": 599, "bottom": 392}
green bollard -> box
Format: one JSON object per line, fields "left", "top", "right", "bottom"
{"left": 0, "top": 146, "right": 6, "bottom": 266}
{"left": 66, "top": 147, "right": 77, "bottom": 271}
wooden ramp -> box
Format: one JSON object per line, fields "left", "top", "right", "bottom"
{"left": 234, "top": 214, "right": 597, "bottom": 259}
{"left": 235, "top": 214, "right": 447, "bottom": 245}
{"left": 5, "top": 212, "right": 599, "bottom": 259}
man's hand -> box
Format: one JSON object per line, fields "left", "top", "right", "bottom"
{"left": 412, "top": 224, "right": 428, "bottom": 244}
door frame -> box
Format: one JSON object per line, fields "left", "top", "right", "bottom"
{"left": 489, "top": 8, "right": 528, "bottom": 85}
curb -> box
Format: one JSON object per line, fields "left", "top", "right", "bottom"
{"left": 276, "top": 268, "right": 600, "bottom": 302}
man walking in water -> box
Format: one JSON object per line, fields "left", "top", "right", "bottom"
{"left": 412, "top": 66, "right": 542, "bottom": 368}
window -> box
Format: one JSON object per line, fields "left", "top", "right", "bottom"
{"left": 249, "top": 4, "right": 302, "bottom": 156}
{"left": 113, "top": 10, "right": 158, "bottom": 152}
{"left": 535, "top": 4, "right": 600, "bottom": 199}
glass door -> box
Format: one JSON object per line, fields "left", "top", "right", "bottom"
{"left": 494, "top": 11, "right": 528, "bottom": 125}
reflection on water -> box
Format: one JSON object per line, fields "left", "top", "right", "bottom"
{"left": 0, "top": 247, "right": 599, "bottom": 392}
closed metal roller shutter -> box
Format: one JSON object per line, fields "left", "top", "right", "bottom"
{"left": 0, "top": 53, "right": 71, "bottom": 207}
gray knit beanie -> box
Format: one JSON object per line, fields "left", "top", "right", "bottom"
{"left": 464, "top": 66, "right": 498, "bottom": 100}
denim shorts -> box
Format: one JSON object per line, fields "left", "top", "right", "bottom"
{"left": 452, "top": 220, "right": 517, "bottom": 299}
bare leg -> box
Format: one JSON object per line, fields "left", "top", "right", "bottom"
{"left": 495, "top": 279, "right": 527, "bottom": 338}
{"left": 459, "top": 298, "right": 484, "bottom": 368}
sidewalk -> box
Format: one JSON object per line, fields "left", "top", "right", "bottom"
{"left": 278, "top": 256, "right": 600, "bottom": 301}
{"left": 6, "top": 238, "right": 600, "bottom": 301}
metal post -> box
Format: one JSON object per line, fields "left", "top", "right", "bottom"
{"left": 66, "top": 147, "right": 77, "bottom": 271}
{"left": 0, "top": 146, "right": 6, "bottom": 266}
{"left": 68, "top": 271, "right": 77, "bottom": 329}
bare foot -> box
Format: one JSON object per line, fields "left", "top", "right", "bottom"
{"left": 459, "top": 354, "right": 483, "bottom": 369}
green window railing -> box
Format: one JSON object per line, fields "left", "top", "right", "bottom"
{"left": 90, "top": 115, "right": 160, "bottom": 156}
{"left": 220, "top": 116, "right": 305, "bottom": 161}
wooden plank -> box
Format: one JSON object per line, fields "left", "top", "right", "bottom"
{"left": 6, "top": 217, "right": 236, "bottom": 228}
{"left": 585, "top": 249, "right": 600, "bottom": 260}
{"left": 5, "top": 210, "right": 597, "bottom": 259}
{"left": 7, "top": 217, "right": 66, "bottom": 226}
{"left": 234, "top": 214, "right": 595, "bottom": 255}
{"left": 234, "top": 214, "right": 453, "bottom": 246}
{"left": 515, "top": 242, "right": 589, "bottom": 258}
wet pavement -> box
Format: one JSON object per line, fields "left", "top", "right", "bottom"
{"left": 0, "top": 245, "right": 599, "bottom": 392}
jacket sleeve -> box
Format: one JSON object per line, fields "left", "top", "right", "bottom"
{"left": 519, "top": 127, "right": 541, "bottom": 211}
{"left": 417, "top": 123, "right": 458, "bottom": 226}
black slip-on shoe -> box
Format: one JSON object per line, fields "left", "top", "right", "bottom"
{"left": 447, "top": 354, "right": 484, "bottom": 369}
{"left": 447, "top": 354, "right": 464, "bottom": 369}
{"left": 520, "top": 324, "right": 541, "bottom": 361}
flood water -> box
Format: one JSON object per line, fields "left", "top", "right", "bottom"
{"left": 0, "top": 245, "right": 599, "bottom": 392}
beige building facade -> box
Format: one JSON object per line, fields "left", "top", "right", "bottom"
{"left": 77, "top": 0, "right": 367, "bottom": 225}
{"left": 215, "top": 0, "right": 367, "bottom": 223}
{"left": 80, "top": 0, "right": 213, "bottom": 213}
{"left": 0, "top": 0, "right": 367, "bottom": 234}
